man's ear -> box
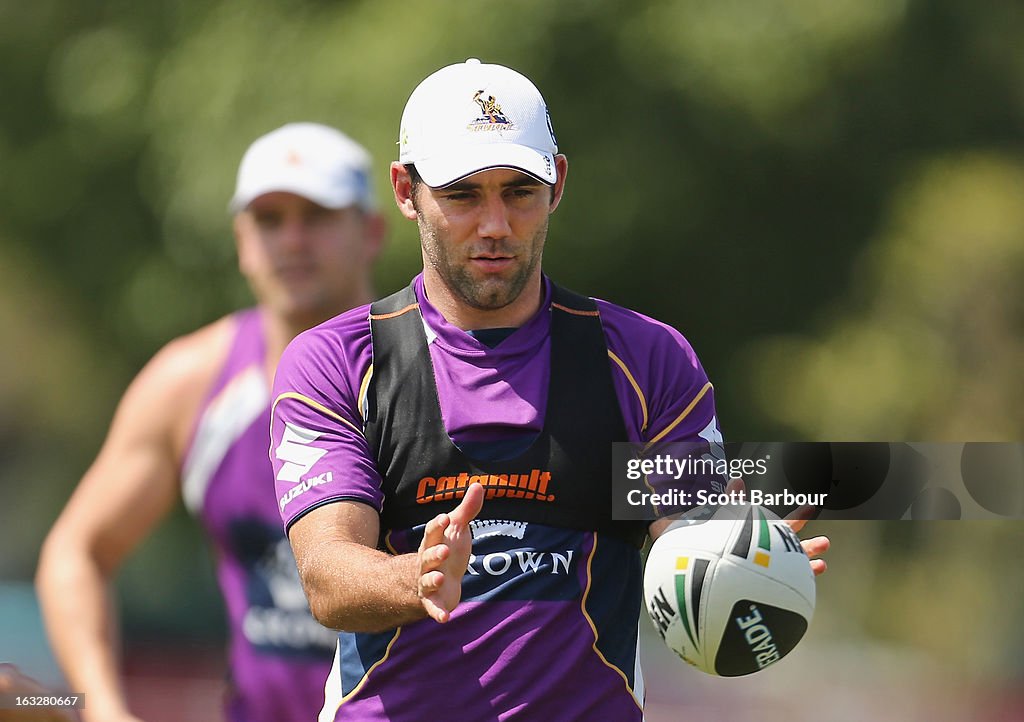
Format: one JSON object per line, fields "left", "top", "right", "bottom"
{"left": 391, "top": 162, "right": 419, "bottom": 221}
{"left": 233, "top": 213, "right": 251, "bottom": 273}
{"left": 549, "top": 155, "right": 568, "bottom": 213}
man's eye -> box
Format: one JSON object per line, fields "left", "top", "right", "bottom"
{"left": 253, "top": 213, "right": 282, "bottom": 227}
{"left": 304, "top": 206, "right": 333, "bottom": 223}
{"left": 444, "top": 192, "right": 474, "bottom": 201}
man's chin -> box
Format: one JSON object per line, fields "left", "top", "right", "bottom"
{"left": 458, "top": 282, "right": 523, "bottom": 311}
{"left": 275, "top": 295, "right": 335, "bottom": 325}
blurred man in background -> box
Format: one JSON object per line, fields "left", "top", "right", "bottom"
{"left": 36, "top": 123, "right": 385, "bottom": 722}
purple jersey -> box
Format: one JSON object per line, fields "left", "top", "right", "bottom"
{"left": 181, "top": 308, "right": 335, "bottom": 722}
{"left": 270, "top": 277, "right": 719, "bottom": 721}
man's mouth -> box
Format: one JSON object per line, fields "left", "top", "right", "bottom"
{"left": 470, "top": 254, "right": 515, "bottom": 272}
{"left": 276, "top": 264, "right": 316, "bottom": 280}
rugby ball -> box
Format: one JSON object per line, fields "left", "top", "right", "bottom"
{"left": 643, "top": 504, "right": 815, "bottom": 676}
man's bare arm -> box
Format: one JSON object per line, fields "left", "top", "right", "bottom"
{"left": 35, "top": 325, "right": 227, "bottom": 722}
{"left": 289, "top": 484, "right": 485, "bottom": 632}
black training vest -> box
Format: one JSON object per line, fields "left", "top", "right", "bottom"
{"left": 364, "top": 282, "right": 647, "bottom": 549}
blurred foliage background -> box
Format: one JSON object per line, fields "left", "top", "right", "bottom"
{"left": 1, "top": 0, "right": 1023, "bottom": 719}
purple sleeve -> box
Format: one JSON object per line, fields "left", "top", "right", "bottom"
{"left": 269, "top": 306, "right": 382, "bottom": 530}
{"left": 599, "top": 300, "right": 726, "bottom": 512}
{"left": 598, "top": 299, "right": 721, "bottom": 446}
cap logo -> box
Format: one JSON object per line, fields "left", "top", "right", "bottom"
{"left": 285, "top": 149, "right": 303, "bottom": 166}
{"left": 468, "top": 90, "right": 513, "bottom": 131}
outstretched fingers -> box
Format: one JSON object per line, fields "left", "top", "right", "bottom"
{"left": 421, "top": 512, "right": 452, "bottom": 552}
{"left": 802, "top": 534, "right": 830, "bottom": 577}
{"left": 418, "top": 513, "right": 453, "bottom": 622}
{"left": 448, "top": 482, "right": 485, "bottom": 530}
{"left": 783, "top": 503, "right": 818, "bottom": 534}
{"left": 416, "top": 485, "right": 485, "bottom": 624}
{"left": 420, "top": 589, "right": 452, "bottom": 624}
{"left": 417, "top": 550, "right": 454, "bottom": 624}
{"left": 724, "top": 477, "right": 746, "bottom": 496}
{"left": 782, "top": 504, "right": 830, "bottom": 578}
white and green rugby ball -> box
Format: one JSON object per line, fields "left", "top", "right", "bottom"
{"left": 643, "top": 504, "right": 815, "bottom": 676}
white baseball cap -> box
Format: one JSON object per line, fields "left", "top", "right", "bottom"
{"left": 230, "top": 122, "right": 375, "bottom": 212}
{"left": 398, "top": 59, "right": 558, "bottom": 188}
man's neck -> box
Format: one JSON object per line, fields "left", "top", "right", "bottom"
{"left": 262, "top": 297, "right": 371, "bottom": 368}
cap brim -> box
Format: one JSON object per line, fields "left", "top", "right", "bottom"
{"left": 229, "top": 174, "right": 363, "bottom": 213}
{"left": 413, "top": 144, "right": 556, "bottom": 188}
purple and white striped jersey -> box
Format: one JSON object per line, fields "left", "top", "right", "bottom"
{"left": 182, "top": 308, "right": 335, "bottom": 722}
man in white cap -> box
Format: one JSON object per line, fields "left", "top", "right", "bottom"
{"left": 37, "top": 123, "right": 385, "bottom": 722}
{"left": 271, "top": 61, "right": 829, "bottom": 721}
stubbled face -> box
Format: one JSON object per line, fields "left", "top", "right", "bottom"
{"left": 412, "top": 168, "right": 556, "bottom": 313}
{"left": 235, "top": 192, "right": 379, "bottom": 327}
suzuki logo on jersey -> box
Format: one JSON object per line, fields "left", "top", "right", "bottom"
{"left": 275, "top": 423, "right": 328, "bottom": 482}
{"left": 416, "top": 469, "right": 554, "bottom": 504}
{"left": 698, "top": 416, "right": 726, "bottom": 465}
{"left": 279, "top": 471, "right": 333, "bottom": 512}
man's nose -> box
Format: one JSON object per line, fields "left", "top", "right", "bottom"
{"left": 477, "top": 195, "right": 512, "bottom": 239}
{"left": 278, "top": 216, "right": 309, "bottom": 249}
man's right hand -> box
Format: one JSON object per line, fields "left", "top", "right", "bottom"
{"left": 416, "top": 483, "right": 485, "bottom": 623}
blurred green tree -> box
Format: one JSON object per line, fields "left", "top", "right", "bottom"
{"left": 2, "top": 0, "right": 1023, "bottom": 683}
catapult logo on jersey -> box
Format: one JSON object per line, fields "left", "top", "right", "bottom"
{"left": 416, "top": 469, "right": 554, "bottom": 504}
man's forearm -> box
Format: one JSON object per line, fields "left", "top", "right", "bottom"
{"left": 298, "top": 539, "right": 429, "bottom": 633}
{"left": 36, "top": 542, "right": 134, "bottom": 722}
